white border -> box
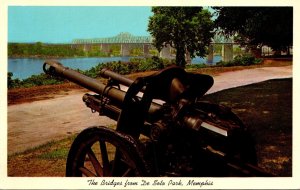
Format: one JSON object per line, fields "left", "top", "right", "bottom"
{"left": 1, "top": 0, "right": 300, "bottom": 189}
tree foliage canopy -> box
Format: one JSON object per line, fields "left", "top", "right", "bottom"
{"left": 213, "top": 7, "right": 293, "bottom": 51}
{"left": 148, "top": 7, "right": 214, "bottom": 67}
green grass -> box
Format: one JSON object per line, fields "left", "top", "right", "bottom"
{"left": 37, "top": 148, "right": 70, "bottom": 159}
{"left": 8, "top": 135, "right": 77, "bottom": 176}
{"left": 9, "top": 135, "right": 77, "bottom": 158}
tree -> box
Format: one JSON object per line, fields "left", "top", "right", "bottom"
{"left": 213, "top": 7, "right": 293, "bottom": 53}
{"left": 148, "top": 7, "right": 214, "bottom": 67}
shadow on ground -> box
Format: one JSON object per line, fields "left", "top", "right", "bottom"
{"left": 203, "top": 78, "right": 292, "bottom": 176}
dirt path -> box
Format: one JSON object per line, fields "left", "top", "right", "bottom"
{"left": 7, "top": 93, "right": 116, "bottom": 155}
{"left": 7, "top": 65, "right": 292, "bottom": 155}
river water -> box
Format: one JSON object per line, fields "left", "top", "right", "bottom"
{"left": 8, "top": 56, "right": 221, "bottom": 79}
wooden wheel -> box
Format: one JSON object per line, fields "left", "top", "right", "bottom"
{"left": 66, "top": 126, "right": 147, "bottom": 177}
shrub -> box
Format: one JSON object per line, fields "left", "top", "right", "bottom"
{"left": 186, "top": 63, "right": 206, "bottom": 69}
{"left": 216, "top": 54, "right": 262, "bottom": 67}
{"left": 82, "top": 56, "right": 175, "bottom": 77}
{"left": 7, "top": 72, "right": 64, "bottom": 89}
{"left": 21, "top": 74, "right": 64, "bottom": 88}
{"left": 8, "top": 72, "right": 21, "bottom": 88}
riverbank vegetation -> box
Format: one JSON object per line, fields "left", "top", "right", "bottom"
{"left": 8, "top": 42, "right": 158, "bottom": 58}
{"left": 8, "top": 42, "right": 85, "bottom": 58}
{"left": 216, "top": 54, "right": 262, "bottom": 67}
{"left": 7, "top": 55, "right": 263, "bottom": 89}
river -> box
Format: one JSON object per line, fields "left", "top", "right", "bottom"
{"left": 8, "top": 56, "right": 222, "bottom": 79}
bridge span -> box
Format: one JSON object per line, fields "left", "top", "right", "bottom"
{"left": 72, "top": 32, "right": 236, "bottom": 62}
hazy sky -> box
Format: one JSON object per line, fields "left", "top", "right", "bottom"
{"left": 8, "top": 6, "right": 153, "bottom": 43}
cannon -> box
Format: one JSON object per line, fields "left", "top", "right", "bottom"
{"left": 43, "top": 60, "right": 272, "bottom": 177}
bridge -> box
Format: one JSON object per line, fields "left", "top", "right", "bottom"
{"left": 72, "top": 32, "right": 236, "bottom": 62}
{"left": 72, "top": 32, "right": 155, "bottom": 57}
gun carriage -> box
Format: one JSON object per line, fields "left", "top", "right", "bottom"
{"left": 43, "top": 60, "right": 272, "bottom": 177}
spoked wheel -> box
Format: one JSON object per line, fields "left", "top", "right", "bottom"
{"left": 66, "top": 126, "right": 148, "bottom": 177}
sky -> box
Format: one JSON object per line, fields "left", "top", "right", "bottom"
{"left": 8, "top": 6, "right": 153, "bottom": 43}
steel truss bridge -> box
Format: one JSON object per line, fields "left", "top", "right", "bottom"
{"left": 72, "top": 32, "right": 237, "bottom": 62}
{"left": 73, "top": 32, "right": 152, "bottom": 44}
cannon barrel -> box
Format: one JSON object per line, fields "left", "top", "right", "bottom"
{"left": 43, "top": 60, "right": 125, "bottom": 103}
{"left": 43, "top": 60, "right": 237, "bottom": 135}
{"left": 43, "top": 60, "right": 125, "bottom": 102}
{"left": 100, "top": 68, "right": 134, "bottom": 87}
{"left": 43, "top": 60, "right": 161, "bottom": 114}
{"left": 43, "top": 60, "right": 226, "bottom": 133}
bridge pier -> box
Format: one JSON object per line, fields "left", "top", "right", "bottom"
{"left": 207, "top": 44, "right": 214, "bottom": 63}
{"left": 121, "top": 44, "right": 130, "bottom": 56}
{"left": 143, "top": 44, "right": 151, "bottom": 57}
{"left": 160, "top": 44, "right": 172, "bottom": 59}
{"left": 185, "top": 51, "right": 191, "bottom": 64}
{"left": 100, "top": 44, "right": 110, "bottom": 54}
{"left": 83, "top": 44, "right": 92, "bottom": 52}
{"left": 222, "top": 44, "right": 233, "bottom": 62}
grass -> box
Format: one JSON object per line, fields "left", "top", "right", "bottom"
{"left": 8, "top": 135, "right": 77, "bottom": 177}
{"left": 37, "top": 148, "right": 70, "bottom": 159}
